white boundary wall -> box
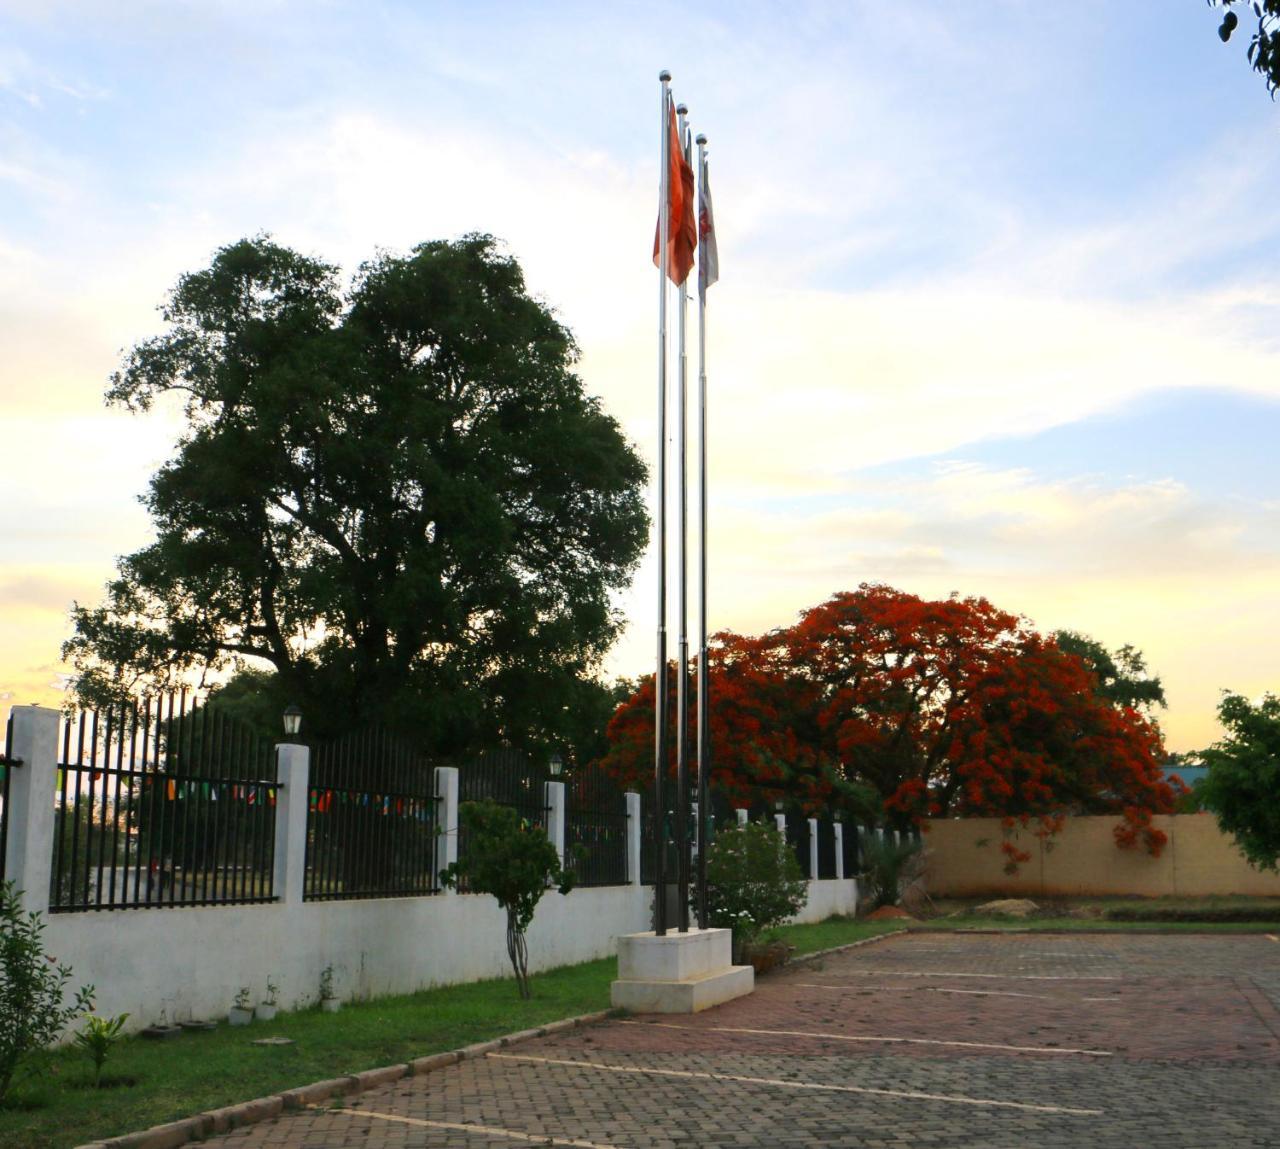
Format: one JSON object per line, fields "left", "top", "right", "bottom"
{"left": 5, "top": 706, "right": 856, "bottom": 1030}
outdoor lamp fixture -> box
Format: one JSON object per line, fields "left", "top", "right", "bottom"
{"left": 282, "top": 704, "right": 303, "bottom": 740}
{"left": 548, "top": 753, "right": 564, "bottom": 778}
{"left": 774, "top": 798, "right": 785, "bottom": 812}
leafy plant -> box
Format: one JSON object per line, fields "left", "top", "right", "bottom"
{"left": 0, "top": 881, "right": 94, "bottom": 1103}
{"left": 439, "top": 801, "right": 575, "bottom": 999}
{"left": 72, "top": 1013, "right": 129, "bottom": 1088}
{"left": 233, "top": 986, "right": 252, "bottom": 1011}
{"left": 702, "top": 821, "right": 808, "bottom": 955}
{"left": 263, "top": 977, "right": 279, "bottom": 1007}
{"left": 1198, "top": 692, "right": 1280, "bottom": 871}
{"left": 858, "top": 831, "right": 923, "bottom": 910}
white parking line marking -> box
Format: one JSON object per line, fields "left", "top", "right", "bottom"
{"left": 927, "top": 988, "right": 1052, "bottom": 1000}
{"left": 489, "top": 1053, "right": 1104, "bottom": 1116}
{"left": 327, "top": 1106, "right": 621, "bottom": 1149}
{"left": 620, "top": 1020, "right": 1111, "bottom": 1057}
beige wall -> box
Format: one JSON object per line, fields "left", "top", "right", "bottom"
{"left": 922, "top": 814, "right": 1280, "bottom": 898}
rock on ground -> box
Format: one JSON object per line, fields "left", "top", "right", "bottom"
{"left": 973, "top": 898, "right": 1040, "bottom": 917}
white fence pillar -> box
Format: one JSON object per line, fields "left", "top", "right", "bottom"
{"left": 735, "top": 807, "right": 748, "bottom": 826}
{"left": 545, "top": 780, "right": 566, "bottom": 868}
{"left": 834, "top": 822, "right": 845, "bottom": 879}
{"left": 625, "top": 791, "right": 641, "bottom": 885}
{"left": 273, "top": 742, "right": 310, "bottom": 907}
{"left": 5, "top": 705, "right": 58, "bottom": 915}
{"left": 808, "top": 817, "right": 819, "bottom": 880}
{"left": 434, "top": 766, "right": 459, "bottom": 893}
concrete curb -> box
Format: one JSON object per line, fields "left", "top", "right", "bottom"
{"left": 74, "top": 1007, "right": 620, "bottom": 1149}
{"left": 784, "top": 927, "right": 909, "bottom": 970}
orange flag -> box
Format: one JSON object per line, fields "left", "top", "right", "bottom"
{"left": 653, "top": 101, "right": 696, "bottom": 286}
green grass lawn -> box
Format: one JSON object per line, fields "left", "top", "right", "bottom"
{"left": 1, "top": 959, "right": 620, "bottom": 1149}
{"left": 772, "top": 916, "right": 908, "bottom": 954}
{"left": 918, "top": 894, "right": 1280, "bottom": 929}
{"left": 909, "top": 917, "right": 1280, "bottom": 933}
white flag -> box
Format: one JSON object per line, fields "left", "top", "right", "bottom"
{"left": 698, "top": 155, "right": 718, "bottom": 298}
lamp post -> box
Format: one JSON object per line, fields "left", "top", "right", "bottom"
{"left": 549, "top": 753, "right": 564, "bottom": 778}
{"left": 282, "top": 704, "right": 303, "bottom": 742}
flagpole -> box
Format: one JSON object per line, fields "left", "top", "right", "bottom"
{"left": 653, "top": 69, "right": 671, "bottom": 937}
{"left": 695, "top": 132, "right": 710, "bottom": 932}
{"left": 675, "top": 102, "right": 691, "bottom": 934}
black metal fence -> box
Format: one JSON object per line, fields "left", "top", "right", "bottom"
{"left": 818, "top": 819, "right": 838, "bottom": 879}
{"left": 0, "top": 711, "right": 17, "bottom": 884}
{"left": 51, "top": 694, "right": 278, "bottom": 912}
{"left": 785, "top": 813, "right": 810, "bottom": 878}
{"left": 305, "top": 728, "right": 440, "bottom": 901}
{"left": 565, "top": 769, "right": 628, "bottom": 886}
{"left": 639, "top": 802, "right": 660, "bottom": 885}
{"left": 455, "top": 748, "right": 548, "bottom": 892}
{"left": 841, "top": 822, "right": 864, "bottom": 877}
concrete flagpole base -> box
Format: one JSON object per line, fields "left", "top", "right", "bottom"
{"left": 610, "top": 927, "right": 754, "bottom": 1013}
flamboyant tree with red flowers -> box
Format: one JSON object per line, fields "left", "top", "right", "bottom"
{"left": 600, "top": 631, "right": 877, "bottom": 816}
{"left": 600, "top": 584, "right": 1180, "bottom": 858}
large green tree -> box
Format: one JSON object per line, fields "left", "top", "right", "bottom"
{"left": 1198, "top": 691, "right": 1280, "bottom": 870}
{"left": 1052, "top": 630, "right": 1165, "bottom": 714}
{"left": 65, "top": 235, "right": 648, "bottom": 753}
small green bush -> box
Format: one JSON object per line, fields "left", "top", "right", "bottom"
{"left": 72, "top": 1013, "right": 129, "bottom": 1088}
{"left": 440, "top": 801, "right": 575, "bottom": 999}
{"left": 0, "top": 881, "right": 94, "bottom": 1104}
{"left": 702, "top": 821, "right": 808, "bottom": 954}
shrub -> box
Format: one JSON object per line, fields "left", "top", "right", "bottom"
{"left": 703, "top": 821, "right": 808, "bottom": 954}
{"left": 439, "top": 801, "right": 575, "bottom": 999}
{"left": 72, "top": 1012, "right": 129, "bottom": 1088}
{"left": 0, "top": 881, "right": 94, "bottom": 1104}
{"left": 858, "top": 831, "right": 923, "bottom": 910}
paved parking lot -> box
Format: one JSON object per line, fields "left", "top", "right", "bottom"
{"left": 213, "top": 932, "right": 1280, "bottom": 1148}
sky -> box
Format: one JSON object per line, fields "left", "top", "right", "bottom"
{"left": 1, "top": 1, "right": 1278, "bottom": 753}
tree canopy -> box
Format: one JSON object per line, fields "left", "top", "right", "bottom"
{"left": 1197, "top": 691, "right": 1280, "bottom": 871}
{"left": 65, "top": 235, "right": 648, "bottom": 754}
{"left": 1212, "top": 1, "right": 1280, "bottom": 95}
{"left": 602, "top": 585, "right": 1178, "bottom": 853}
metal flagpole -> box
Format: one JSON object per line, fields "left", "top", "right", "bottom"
{"left": 653, "top": 70, "right": 671, "bottom": 937}
{"left": 675, "top": 103, "right": 692, "bottom": 934}
{"left": 695, "top": 133, "right": 710, "bottom": 932}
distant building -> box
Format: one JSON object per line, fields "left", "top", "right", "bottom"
{"left": 1164, "top": 760, "right": 1208, "bottom": 790}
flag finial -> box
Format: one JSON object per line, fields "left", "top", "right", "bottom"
{"left": 695, "top": 133, "right": 707, "bottom": 145}
{"left": 659, "top": 69, "right": 671, "bottom": 81}
{"left": 676, "top": 103, "right": 688, "bottom": 115}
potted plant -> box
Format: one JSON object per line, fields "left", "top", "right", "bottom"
{"left": 227, "top": 986, "right": 254, "bottom": 1027}
{"left": 319, "top": 965, "right": 340, "bottom": 1013}
{"left": 256, "top": 977, "right": 279, "bottom": 1022}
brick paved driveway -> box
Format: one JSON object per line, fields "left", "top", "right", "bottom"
{"left": 212, "top": 933, "right": 1280, "bottom": 1148}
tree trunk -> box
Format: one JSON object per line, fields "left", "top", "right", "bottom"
{"left": 506, "top": 909, "right": 531, "bottom": 999}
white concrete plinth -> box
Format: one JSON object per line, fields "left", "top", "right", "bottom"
{"left": 611, "top": 927, "right": 754, "bottom": 1014}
